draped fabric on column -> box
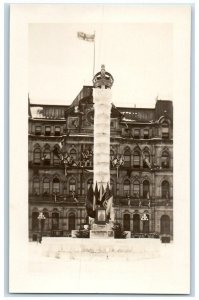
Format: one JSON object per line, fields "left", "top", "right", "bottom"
{"left": 93, "top": 88, "right": 112, "bottom": 188}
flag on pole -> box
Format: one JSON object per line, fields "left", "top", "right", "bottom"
{"left": 101, "top": 183, "right": 113, "bottom": 214}
{"left": 93, "top": 182, "right": 99, "bottom": 210}
{"left": 86, "top": 184, "right": 95, "bottom": 218}
{"left": 77, "top": 32, "right": 95, "bottom": 42}
{"left": 99, "top": 183, "right": 105, "bottom": 202}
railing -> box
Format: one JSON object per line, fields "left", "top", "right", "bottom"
{"left": 114, "top": 198, "right": 173, "bottom": 207}
{"left": 29, "top": 194, "right": 86, "bottom": 205}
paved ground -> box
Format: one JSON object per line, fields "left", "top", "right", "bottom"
{"left": 9, "top": 238, "right": 189, "bottom": 294}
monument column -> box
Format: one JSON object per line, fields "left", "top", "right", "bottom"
{"left": 92, "top": 65, "right": 114, "bottom": 188}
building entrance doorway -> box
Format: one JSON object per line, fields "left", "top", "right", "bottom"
{"left": 143, "top": 214, "right": 149, "bottom": 233}
{"left": 133, "top": 214, "right": 140, "bottom": 233}
{"left": 123, "top": 214, "right": 130, "bottom": 231}
{"left": 68, "top": 213, "right": 76, "bottom": 231}
{"left": 160, "top": 215, "right": 170, "bottom": 234}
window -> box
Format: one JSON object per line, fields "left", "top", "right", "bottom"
{"left": 123, "top": 179, "right": 130, "bottom": 196}
{"left": 33, "top": 177, "right": 40, "bottom": 195}
{"left": 161, "top": 151, "right": 169, "bottom": 168}
{"left": 54, "top": 126, "right": 60, "bottom": 136}
{"left": 53, "top": 146, "right": 61, "bottom": 165}
{"left": 162, "top": 181, "right": 169, "bottom": 198}
{"left": 124, "top": 149, "right": 131, "bottom": 167}
{"left": 162, "top": 122, "right": 169, "bottom": 139}
{"left": 134, "top": 129, "right": 140, "bottom": 139}
{"left": 143, "top": 129, "right": 149, "bottom": 139}
{"left": 143, "top": 180, "right": 150, "bottom": 198}
{"left": 45, "top": 126, "right": 51, "bottom": 136}
{"left": 69, "top": 178, "right": 76, "bottom": 194}
{"left": 110, "top": 120, "right": 115, "bottom": 128}
{"left": 133, "top": 180, "right": 140, "bottom": 197}
{"left": 53, "top": 178, "right": 60, "bottom": 194}
{"left": 33, "top": 148, "right": 41, "bottom": 165}
{"left": 143, "top": 151, "right": 150, "bottom": 168}
{"left": 133, "top": 151, "right": 140, "bottom": 168}
{"left": 35, "top": 126, "right": 41, "bottom": 136}
{"left": 70, "top": 149, "right": 77, "bottom": 162}
{"left": 43, "top": 148, "right": 51, "bottom": 165}
{"left": 43, "top": 178, "right": 50, "bottom": 195}
{"left": 123, "top": 128, "right": 130, "bottom": 136}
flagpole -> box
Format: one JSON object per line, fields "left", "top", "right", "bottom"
{"left": 93, "top": 31, "right": 96, "bottom": 78}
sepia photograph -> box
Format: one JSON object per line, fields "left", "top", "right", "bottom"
{"left": 9, "top": 4, "right": 191, "bottom": 294}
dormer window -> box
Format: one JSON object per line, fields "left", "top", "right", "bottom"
{"left": 143, "top": 129, "right": 149, "bottom": 139}
{"left": 55, "top": 126, "right": 60, "bottom": 136}
{"left": 35, "top": 126, "right": 41, "bottom": 136}
{"left": 162, "top": 121, "right": 169, "bottom": 139}
{"left": 134, "top": 129, "right": 140, "bottom": 139}
{"left": 45, "top": 126, "right": 51, "bottom": 136}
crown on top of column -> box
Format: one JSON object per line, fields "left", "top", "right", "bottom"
{"left": 93, "top": 65, "right": 114, "bottom": 89}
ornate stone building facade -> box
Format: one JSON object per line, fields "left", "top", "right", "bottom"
{"left": 28, "top": 86, "right": 173, "bottom": 239}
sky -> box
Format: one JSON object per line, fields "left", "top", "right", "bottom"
{"left": 29, "top": 17, "right": 173, "bottom": 108}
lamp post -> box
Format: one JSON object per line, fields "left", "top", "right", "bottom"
{"left": 141, "top": 213, "right": 149, "bottom": 236}
{"left": 38, "top": 212, "right": 46, "bottom": 243}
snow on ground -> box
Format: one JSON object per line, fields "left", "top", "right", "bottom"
{"left": 9, "top": 238, "right": 189, "bottom": 294}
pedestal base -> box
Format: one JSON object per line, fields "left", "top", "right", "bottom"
{"left": 90, "top": 223, "right": 114, "bottom": 239}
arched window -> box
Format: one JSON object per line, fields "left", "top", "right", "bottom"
{"left": 143, "top": 180, "right": 150, "bottom": 198}
{"left": 123, "top": 214, "right": 130, "bottom": 231}
{"left": 162, "top": 180, "right": 169, "bottom": 198}
{"left": 69, "top": 178, "right": 76, "bottom": 194}
{"left": 53, "top": 177, "right": 60, "bottom": 194}
{"left": 161, "top": 151, "right": 169, "bottom": 168}
{"left": 133, "top": 151, "right": 140, "bottom": 168}
{"left": 162, "top": 121, "right": 169, "bottom": 139}
{"left": 43, "top": 178, "right": 50, "bottom": 195}
{"left": 52, "top": 212, "right": 59, "bottom": 230}
{"left": 123, "top": 179, "right": 130, "bottom": 196}
{"left": 33, "top": 177, "right": 40, "bottom": 195}
{"left": 43, "top": 148, "right": 51, "bottom": 165}
{"left": 124, "top": 148, "right": 131, "bottom": 167}
{"left": 70, "top": 149, "right": 77, "bottom": 162}
{"left": 133, "top": 180, "right": 140, "bottom": 197}
{"left": 160, "top": 215, "right": 170, "bottom": 234}
{"left": 33, "top": 148, "right": 41, "bottom": 165}
{"left": 143, "top": 151, "right": 150, "bottom": 168}
{"left": 53, "top": 146, "right": 61, "bottom": 165}
{"left": 32, "top": 211, "right": 39, "bottom": 231}
{"left": 68, "top": 213, "right": 76, "bottom": 231}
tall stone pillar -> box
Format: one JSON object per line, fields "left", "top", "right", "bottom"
{"left": 92, "top": 65, "right": 114, "bottom": 188}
